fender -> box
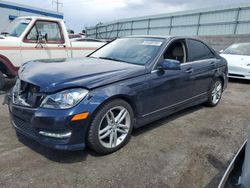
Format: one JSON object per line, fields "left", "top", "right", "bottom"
{"left": 0, "top": 55, "right": 19, "bottom": 77}
{"left": 214, "top": 66, "right": 228, "bottom": 91}
{"left": 84, "top": 83, "right": 138, "bottom": 119}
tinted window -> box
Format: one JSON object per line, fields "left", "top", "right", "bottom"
{"left": 188, "top": 39, "right": 214, "bottom": 61}
{"left": 26, "top": 21, "right": 63, "bottom": 42}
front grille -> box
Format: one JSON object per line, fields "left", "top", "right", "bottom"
{"left": 12, "top": 116, "right": 37, "bottom": 138}
{"left": 12, "top": 79, "right": 43, "bottom": 107}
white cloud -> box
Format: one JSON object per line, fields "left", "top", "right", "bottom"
{"left": 5, "top": 0, "right": 250, "bottom": 32}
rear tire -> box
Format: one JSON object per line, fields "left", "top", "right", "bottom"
{"left": 0, "top": 71, "right": 5, "bottom": 91}
{"left": 206, "top": 78, "right": 223, "bottom": 107}
{"left": 87, "top": 99, "right": 134, "bottom": 154}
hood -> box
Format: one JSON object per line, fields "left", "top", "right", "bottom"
{"left": 19, "top": 57, "right": 146, "bottom": 92}
{"left": 0, "top": 35, "right": 18, "bottom": 40}
{"left": 0, "top": 36, "right": 22, "bottom": 46}
{"left": 220, "top": 54, "right": 250, "bottom": 66}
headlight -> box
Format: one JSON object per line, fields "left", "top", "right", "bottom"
{"left": 40, "top": 88, "right": 88, "bottom": 109}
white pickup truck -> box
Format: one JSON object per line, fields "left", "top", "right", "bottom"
{"left": 0, "top": 16, "right": 106, "bottom": 90}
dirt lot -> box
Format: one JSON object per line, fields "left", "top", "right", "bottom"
{"left": 0, "top": 79, "right": 249, "bottom": 188}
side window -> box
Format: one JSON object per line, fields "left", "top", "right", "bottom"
{"left": 163, "top": 40, "right": 187, "bottom": 63}
{"left": 26, "top": 21, "right": 63, "bottom": 43}
{"left": 188, "top": 39, "right": 214, "bottom": 61}
{"left": 26, "top": 26, "right": 38, "bottom": 40}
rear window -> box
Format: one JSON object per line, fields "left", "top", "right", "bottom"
{"left": 188, "top": 39, "right": 215, "bottom": 61}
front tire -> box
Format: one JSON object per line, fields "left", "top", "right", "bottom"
{"left": 87, "top": 99, "right": 134, "bottom": 154}
{"left": 206, "top": 78, "right": 223, "bottom": 107}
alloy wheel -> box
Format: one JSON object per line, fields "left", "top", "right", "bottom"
{"left": 98, "top": 106, "right": 131, "bottom": 149}
{"left": 211, "top": 81, "right": 222, "bottom": 105}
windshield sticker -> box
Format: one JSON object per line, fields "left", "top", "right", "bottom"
{"left": 21, "top": 19, "right": 31, "bottom": 24}
{"left": 142, "top": 41, "right": 162, "bottom": 46}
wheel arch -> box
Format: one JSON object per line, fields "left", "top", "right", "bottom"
{"left": 0, "top": 54, "right": 18, "bottom": 78}
{"left": 89, "top": 94, "right": 138, "bottom": 127}
{"left": 85, "top": 94, "right": 138, "bottom": 145}
{"left": 108, "top": 94, "right": 138, "bottom": 119}
{"left": 213, "top": 68, "right": 227, "bottom": 91}
{"left": 218, "top": 75, "right": 225, "bottom": 88}
{"left": 216, "top": 72, "right": 227, "bottom": 91}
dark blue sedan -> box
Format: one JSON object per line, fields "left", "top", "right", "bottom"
{"left": 6, "top": 36, "right": 228, "bottom": 154}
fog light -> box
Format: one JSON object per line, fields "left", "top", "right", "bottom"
{"left": 39, "top": 131, "right": 72, "bottom": 138}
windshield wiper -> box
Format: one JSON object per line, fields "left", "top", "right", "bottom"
{"left": 99, "top": 57, "right": 127, "bottom": 63}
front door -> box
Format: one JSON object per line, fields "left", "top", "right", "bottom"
{"left": 138, "top": 39, "right": 195, "bottom": 118}
{"left": 21, "top": 20, "right": 69, "bottom": 64}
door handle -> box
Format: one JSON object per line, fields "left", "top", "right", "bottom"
{"left": 185, "top": 68, "right": 193, "bottom": 74}
{"left": 210, "top": 62, "right": 216, "bottom": 67}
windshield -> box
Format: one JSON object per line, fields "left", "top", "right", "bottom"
{"left": 1, "top": 18, "right": 31, "bottom": 37}
{"left": 90, "top": 37, "right": 165, "bottom": 65}
{"left": 223, "top": 43, "right": 250, "bottom": 56}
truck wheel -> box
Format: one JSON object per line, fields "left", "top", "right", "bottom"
{"left": 0, "top": 71, "right": 5, "bottom": 91}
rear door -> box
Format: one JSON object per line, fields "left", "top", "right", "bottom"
{"left": 21, "top": 20, "right": 69, "bottom": 64}
{"left": 186, "top": 39, "right": 217, "bottom": 96}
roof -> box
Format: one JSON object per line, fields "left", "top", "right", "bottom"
{"left": 124, "top": 35, "right": 203, "bottom": 40}
{"left": 0, "top": 0, "right": 63, "bottom": 19}
{"left": 17, "top": 16, "right": 62, "bottom": 22}
{"left": 125, "top": 35, "right": 171, "bottom": 39}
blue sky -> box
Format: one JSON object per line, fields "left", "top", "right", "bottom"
{"left": 7, "top": 0, "right": 250, "bottom": 32}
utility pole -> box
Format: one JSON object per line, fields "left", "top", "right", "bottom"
{"left": 52, "top": 0, "right": 63, "bottom": 12}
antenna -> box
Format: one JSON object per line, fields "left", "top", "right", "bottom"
{"left": 52, "top": 0, "right": 63, "bottom": 12}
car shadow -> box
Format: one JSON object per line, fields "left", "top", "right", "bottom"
{"left": 16, "top": 133, "right": 104, "bottom": 163}
{"left": 203, "top": 154, "right": 229, "bottom": 188}
{"left": 16, "top": 104, "right": 204, "bottom": 163}
{"left": 16, "top": 133, "right": 88, "bottom": 163}
{"left": 229, "top": 78, "right": 250, "bottom": 84}
{"left": 132, "top": 105, "right": 203, "bottom": 136}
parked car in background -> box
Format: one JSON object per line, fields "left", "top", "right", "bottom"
{"left": 5, "top": 36, "right": 228, "bottom": 154}
{"left": 218, "top": 133, "right": 249, "bottom": 188}
{"left": 68, "top": 33, "right": 85, "bottom": 40}
{"left": 68, "top": 33, "right": 85, "bottom": 42}
{"left": 70, "top": 38, "right": 104, "bottom": 43}
{"left": 0, "top": 16, "right": 106, "bottom": 90}
{"left": 220, "top": 43, "right": 250, "bottom": 80}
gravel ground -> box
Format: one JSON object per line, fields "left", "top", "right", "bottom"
{"left": 0, "top": 79, "right": 249, "bottom": 188}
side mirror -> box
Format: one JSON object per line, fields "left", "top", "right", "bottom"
{"left": 219, "top": 49, "right": 224, "bottom": 54}
{"left": 159, "top": 59, "right": 181, "bottom": 70}
{"left": 37, "top": 31, "right": 48, "bottom": 43}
